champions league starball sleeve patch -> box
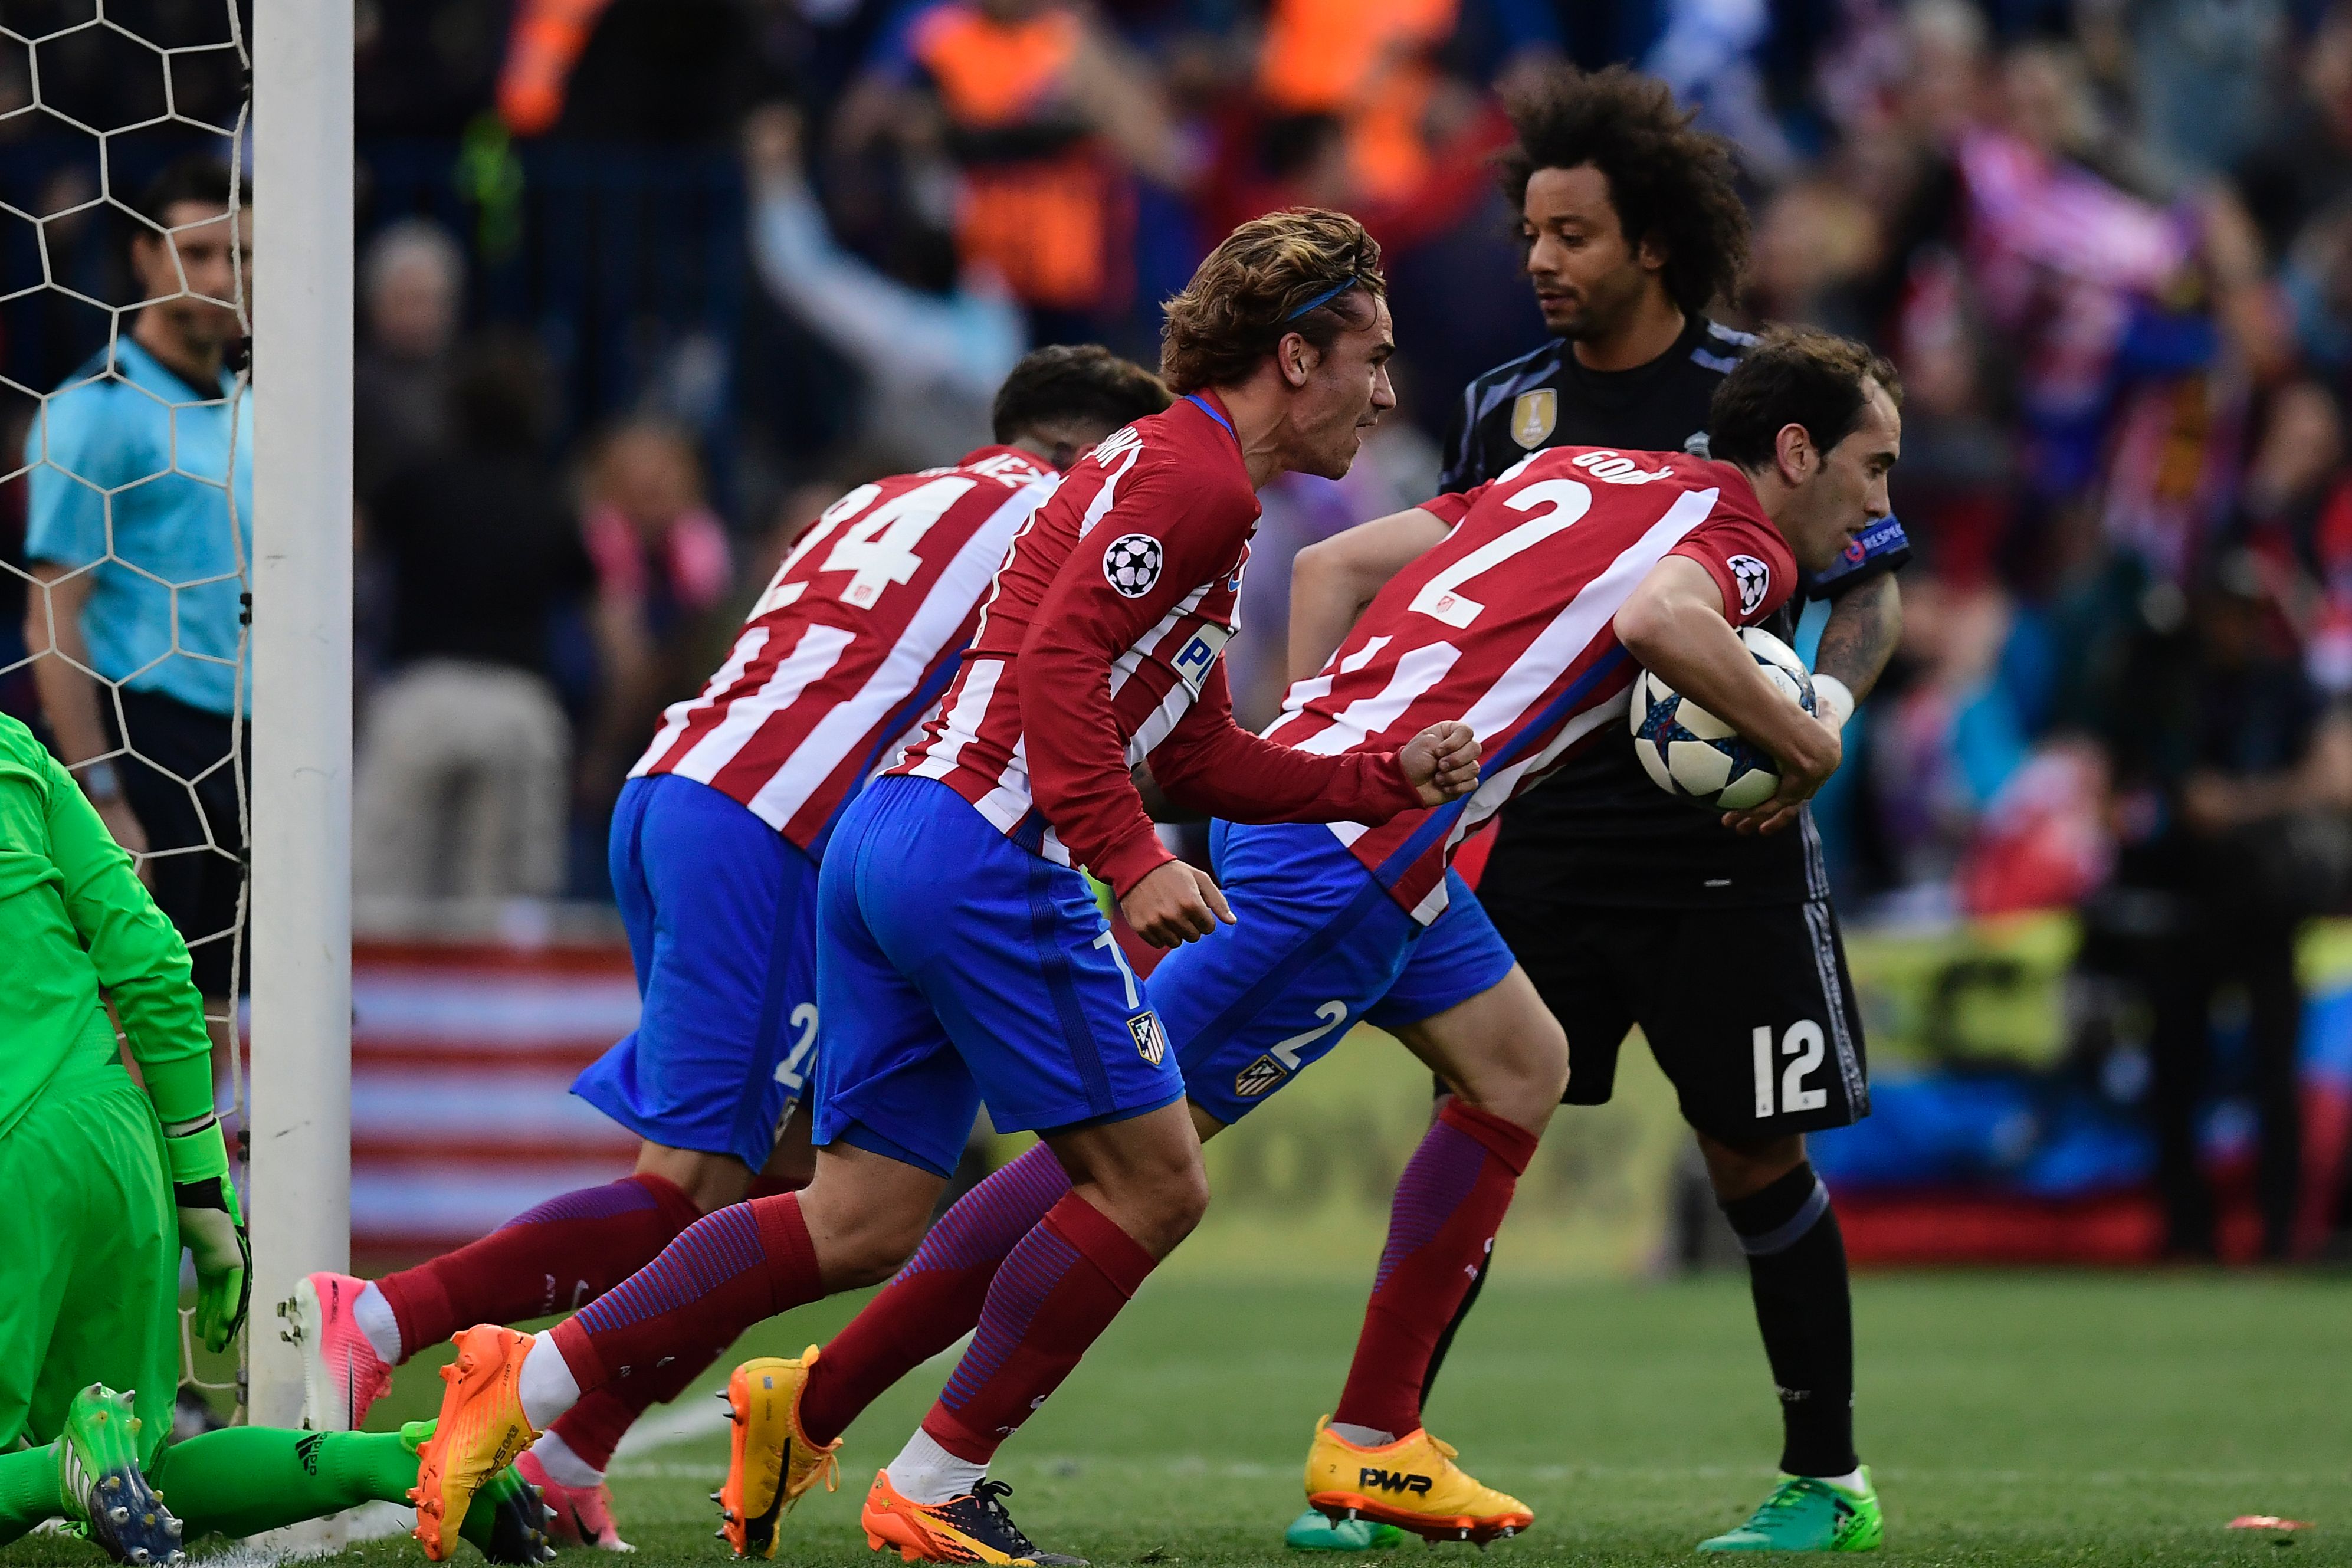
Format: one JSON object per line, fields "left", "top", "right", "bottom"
{"left": 1103, "top": 533, "right": 1164, "bottom": 597}
{"left": 1728, "top": 555, "right": 1772, "bottom": 618}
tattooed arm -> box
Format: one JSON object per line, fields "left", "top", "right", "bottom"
{"left": 1811, "top": 572, "right": 1903, "bottom": 727}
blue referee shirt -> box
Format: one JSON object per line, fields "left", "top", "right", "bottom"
{"left": 23, "top": 337, "right": 252, "bottom": 717}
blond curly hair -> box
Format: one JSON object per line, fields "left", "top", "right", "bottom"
{"left": 1159, "top": 209, "right": 1386, "bottom": 395}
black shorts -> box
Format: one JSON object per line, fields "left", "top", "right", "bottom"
{"left": 1481, "top": 896, "right": 1869, "bottom": 1143}
{"left": 109, "top": 687, "right": 247, "bottom": 998}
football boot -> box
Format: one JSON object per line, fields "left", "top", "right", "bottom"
{"left": 713, "top": 1349, "right": 840, "bottom": 1558}
{"left": 57, "top": 1385, "right": 183, "bottom": 1567}
{"left": 516, "top": 1447, "right": 631, "bottom": 1553}
{"left": 402, "top": 1419, "right": 559, "bottom": 1564}
{"left": 1303, "top": 1418, "right": 1531, "bottom": 1544}
{"left": 1284, "top": 1507, "right": 1407, "bottom": 1551}
{"left": 1697, "top": 1469, "right": 1882, "bottom": 1552}
{"left": 288, "top": 1271, "right": 395, "bottom": 1432}
{"left": 861, "top": 1469, "right": 1085, "bottom": 1566}
{"left": 409, "top": 1326, "right": 541, "bottom": 1561}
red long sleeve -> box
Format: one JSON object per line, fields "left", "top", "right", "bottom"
{"left": 1018, "top": 460, "right": 1422, "bottom": 897}
{"left": 1018, "top": 460, "right": 1256, "bottom": 895}
{"left": 1146, "top": 663, "right": 1421, "bottom": 829}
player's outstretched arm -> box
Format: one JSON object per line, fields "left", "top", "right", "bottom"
{"left": 1147, "top": 662, "right": 1478, "bottom": 822}
{"left": 1288, "top": 507, "right": 1452, "bottom": 681}
{"left": 1615, "top": 556, "right": 1839, "bottom": 837}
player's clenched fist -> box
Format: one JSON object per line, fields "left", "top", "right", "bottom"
{"left": 1120, "top": 859, "right": 1237, "bottom": 947}
{"left": 1400, "top": 720, "right": 1480, "bottom": 806}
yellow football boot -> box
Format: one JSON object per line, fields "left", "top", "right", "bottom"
{"left": 1303, "top": 1417, "right": 1533, "bottom": 1544}
{"left": 861, "top": 1469, "right": 1086, "bottom": 1565}
{"left": 713, "top": 1349, "right": 841, "bottom": 1558}
{"left": 409, "top": 1326, "right": 543, "bottom": 1562}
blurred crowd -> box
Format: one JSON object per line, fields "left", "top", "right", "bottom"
{"left": 15, "top": 0, "right": 2352, "bottom": 1245}
{"left": 324, "top": 0, "right": 2352, "bottom": 936}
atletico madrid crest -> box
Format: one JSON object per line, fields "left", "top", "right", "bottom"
{"left": 1509, "top": 389, "right": 1557, "bottom": 450}
{"left": 1127, "top": 1011, "right": 1168, "bottom": 1065}
{"left": 1232, "top": 1054, "right": 1285, "bottom": 1098}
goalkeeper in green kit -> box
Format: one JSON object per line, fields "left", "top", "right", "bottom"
{"left": 0, "top": 712, "right": 550, "bottom": 1564}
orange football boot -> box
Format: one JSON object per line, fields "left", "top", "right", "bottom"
{"left": 861, "top": 1467, "right": 1085, "bottom": 1565}
{"left": 409, "top": 1326, "right": 543, "bottom": 1561}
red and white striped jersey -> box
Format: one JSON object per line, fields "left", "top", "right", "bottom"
{"left": 1265, "top": 446, "right": 1797, "bottom": 923}
{"left": 632, "top": 446, "right": 1059, "bottom": 851}
{"left": 896, "top": 393, "right": 1421, "bottom": 895}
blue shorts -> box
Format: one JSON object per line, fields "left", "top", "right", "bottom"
{"left": 573, "top": 773, "right": 819, "bottom": 1172}
{"left": 813, "top": 774, "right": 1185, "bottom": 1179}
{"left": 1158, "top": 821, "right": 1517, "bottom": 1127}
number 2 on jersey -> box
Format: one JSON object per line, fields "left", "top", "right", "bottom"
{"left": 775, "top": 1002, "right": 819, "bottom": 1093}
{"left": 1410, "top": 478, "right": 1593, "bottom": 629}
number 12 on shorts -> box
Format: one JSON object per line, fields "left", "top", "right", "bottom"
{"left": 1752, "top": 1020, "right": 1827, "bottom": 1119}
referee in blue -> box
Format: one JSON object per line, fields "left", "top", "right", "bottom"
{"left": 20, "top": 154, "right": 253, "bottom": 1081}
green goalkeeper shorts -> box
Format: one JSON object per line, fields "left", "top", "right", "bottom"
{"left": 0, "top": 1058, "right": 181, "bottom": 1465}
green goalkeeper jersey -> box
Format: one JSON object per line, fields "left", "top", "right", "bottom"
{"left": 0, "top": 713, "right": 212, "bottom": 1138}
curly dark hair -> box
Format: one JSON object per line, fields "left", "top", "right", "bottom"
{"left": 1159, "top": 208, "right": 1385, "bottom": 394}
{"left": 991, "top": 345, "right": 1172, "bottom": 444}
{"left": 1497, "top": 65, "right": 1749, "bottom": 317}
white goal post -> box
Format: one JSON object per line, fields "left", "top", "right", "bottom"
{"left": 247, "top": 0, "right": 354, "bottom": 1434}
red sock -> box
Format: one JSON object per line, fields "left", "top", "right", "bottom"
{"left": 1332, "top": 1101, "right": 1537, "bottom": 1437}
{"left": 546, "top": 1337, "right": 719, "bottom": 1475}
{"left": 919, "top": 1192, "right": 1155, "bottom": 1464}
{"left": 549, "top": 1192, "right": 822, "bottom": 1394}
{"left": 799, "top": 1144, "right": 1071, "bottom": 1445}
{"left": 546, "top": 1391, "right": 637, "bottom": 1476}
{"left": 375, "top": 1173, "right": 702, "bottom": 1358}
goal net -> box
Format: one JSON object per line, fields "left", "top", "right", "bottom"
{"left": 2, "top": 0, "right": 352, "bottom": 1439}
{"left": 4, "top": 0, "right": 253, "bottom": 1411}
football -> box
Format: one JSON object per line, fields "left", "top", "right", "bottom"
{"left": 1629, "top": 627, "right": 1817, "bottom": 811}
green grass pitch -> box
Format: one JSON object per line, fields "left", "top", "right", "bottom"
{"left": 8, "top": 1270, "right": 2348, "bottom": 1567}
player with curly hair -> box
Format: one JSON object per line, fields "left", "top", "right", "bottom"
{"left": 1280, "top": 67, "right": 1912, "bottom": 1554}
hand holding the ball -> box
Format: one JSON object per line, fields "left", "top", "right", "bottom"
{"left": 1721, "top": 709, "right": 1842, "bottom": 837}
{"left": 1400, "top": 720, "right": 1481, "bottom": 805}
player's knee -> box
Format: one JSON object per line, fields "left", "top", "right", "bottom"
{"left": 1455, "top": 1012, "right": 1568, "bottom": 1133}
{"left": 1163, "top": 1157, "right": 1212, "bottom": 1236}
{"left": 828, "top": 1209, "right": 929, "bottom": 1287}
{"left": 1697, "top": 1131, "right": 1806, "bottom": 1201}
{"left": 1528, "top": 1009, "right": 1570, "bottom": 1103}
{"left": 1093, "top": 1152, "right": 1209, "bottom": 1255}
{"left": 636, "top": 1143, "right": 755, "bottom": 1213}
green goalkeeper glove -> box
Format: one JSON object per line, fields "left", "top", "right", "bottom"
{"left": 165, "top": 1115, "right": 251, "bottom": 1352}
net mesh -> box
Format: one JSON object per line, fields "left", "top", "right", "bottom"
{"left": 0, "top": 1, "right": 252, "bottom": 1412}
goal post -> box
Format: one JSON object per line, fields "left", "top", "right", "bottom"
{"left": 247, "top": 0, "right": 355, "bottom": 1435}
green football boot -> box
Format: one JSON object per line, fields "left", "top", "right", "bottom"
{"left": 57, "top": 1385, "right": 185, "bottom": 1566}
{"left": 1698, "top": 1469, "right": 1881, "bottom": 1552}
{"left": 402, "top": 1419, "right": 557, "bottom": 1564}
{"left": 1285, "top": 1507, "right": 1408, "bottom": 1551}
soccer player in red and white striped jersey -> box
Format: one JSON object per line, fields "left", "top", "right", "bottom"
{"left": 707, "top": 329, "right": 1901, "bottom": 1551}
{"left": 632, "top": 447, "right": 1057, "bottom": 851}
{"left": 403, "top": 211, "right": 1481, "bottom": 1567}
{"left": 293, "top": 345, "right": 1170, "bottom": 1550}
{"left": 1263, "top": 442, "right": 1798, "bottom": 922}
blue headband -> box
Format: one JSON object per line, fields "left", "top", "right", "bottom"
{"left": 1285, "top": 281, "right": 1355, "bottom": 320}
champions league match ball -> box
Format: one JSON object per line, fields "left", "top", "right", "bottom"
{"left": 1629, "top": 627, "right": 1816, "bottom": 811}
